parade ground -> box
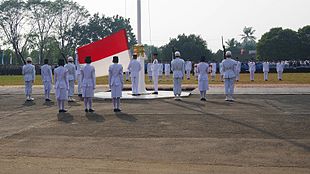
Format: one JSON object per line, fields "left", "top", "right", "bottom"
{"left": 0, "top": 85, "right": 309, "bottom": 173}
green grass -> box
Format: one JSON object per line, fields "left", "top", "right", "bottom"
{"left": 0, "top": 73, "right": 309, "bottom": 86}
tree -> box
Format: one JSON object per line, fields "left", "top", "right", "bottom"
{"left": 160, "top": 34, "right": 212, "bottom": 63}
{"left": 298, "top": 25, "right": 310, "bottom": 60}
{"left": 27, "top": 0, "right": 58, "bottom": 64}
{"left": 257, "top": 27, "right": 301, "bottom": 61}
{"left": 226, "top": 38, "right": 241, "bottom": 49}
{"left": 240, "top": 26, "right": 256, "bottom": 50}
{"left": 0, "top": 0, "right": 31, "bottom": 64}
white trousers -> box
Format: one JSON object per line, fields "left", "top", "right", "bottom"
{"left": 131, "top": 76, "right": 139, "bottom": 94}
{"left": 186, "top": 70, "right": 191, "bottom": 79}
{"left": 153, "top": 75, "right": 158, "bottom": 92}
{"left": 173, "top": 77, "right": 182, "bottom": 96}
{"left": 278, "top": 71, "right": 283, "bottom": 80}
{"left": 68, "top": 80, "right": 75, "bottom": 97}
{"left": 264, "top": 72, "right": 269, "bottom": 80}
{"left": 43, "top": 81, "right": 52, "bottom": 99}
{"left": 224, "top": 78, "right": 235, "bottom": 96}
{"left": 25, "top": 81, "right": 33, "bottom": 97}
{"left": 77, "top": 74, "right": 82, "bottom": 94}
{"left": 250, "top": 71, "right": 255, "bottom": 81}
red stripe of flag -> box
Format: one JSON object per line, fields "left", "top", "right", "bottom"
{"left": 77, "top": 29, "right": 129, "bottom": 64}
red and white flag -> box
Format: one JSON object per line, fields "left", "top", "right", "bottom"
{"left": 77, "top": 29, "right": 130, "bottom": 77}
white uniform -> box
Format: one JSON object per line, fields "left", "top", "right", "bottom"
{"left": 128, "top": 59, "right": 142, "bottom": 95}
{"left": 147, "top": 63, "right": 152, "bottom": 81}
{"left": 197, "top": 62, "right": 209, "bottom": 92}
{"left": 54, "top": 66, "right": 69, "bottom": 100}
{"left": 152, "top": 59, "right": 160, "bottom": 93}
{"left": 219, "top": 62, "right": 223, "bottom": 81}
{"left": 125, "top": 70, "right": 130, "bottom": 81}
{"left": 76, "top": 64, "right": 82, "bottom": 95}
{"left": 41, "top": 64, "right": 53, "bottom": 99}
{"left": 211, "top": 63, "right": 217, "bottom": 80}
{"left": 164, "top": 63, "right": 170, "bottom": 78}
{"left": 109, "top": 63, "right": 123, "bottom": 98}
{"left": 22, "top": 63, "right": 36, "bottom": 99}
{"left": 64, "top": 62, "right": 76, "bottom": 97}
{"left": 222, "top": 58, "right": 237, "bottom": 100}
{"left": 248, "top": 62, "right": 256, "bottom": 81}
{"left": 276, "top": 62, "right": 285, "bottom": 80}
{"left": 194, "top": 64, "right": 198, "bottom": 80}
{"left": 263, "top": 62, "right": 270, "bottom": 81}
{"left": 185, "top": 61, "right": 192, "bottom": 80}
{"left": 158, "top": 63, "right": 163, "bottom": 78}
{"left": 171, "top": 57, "right": 185, "bottom": 97}
{"left": 235, "top": 61, "right": 241, "bottom": 81}
{"left": 81, "top": 64, "right": 96, "bottom": 98}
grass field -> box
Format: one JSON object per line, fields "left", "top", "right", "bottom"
{"left": 0, "top": 73, "right": 309, "bottom": 86}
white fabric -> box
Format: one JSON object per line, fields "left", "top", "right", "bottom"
{"left": 64, "top": 63, "right": 76, "bottom": 81}
{"left": 81, "top": 64, "right": 96, "bottom": 98}
{"left": 197, "top": 62, "right": 209, "bottom": 91}
{"left": 248, "top": 62, "right": 256, "bottom": 81}
{"left": 224, "top": 78, "right": 235, "bottom": 96}
{"left": 22, "top": 63, "right": 35, "bottom": 82}
{"left": 152, "top": 59, "right": 160, "bottom": 92}
{"left": 54, "top": 66, "right": 69, "bottom": 100}
{"left": 128, "top": 59, "right": 141, "bottom": 94}
{"left": 158, "top": 63, "right": 163, "bottom": 76}
{"left": 222, "top": 58, "right": 237, "bottom": 79}
{"left": 264, "top": 72, "right": 269, "bottom": 81}
{"left": 165, "top": 64, "right": 170, "bottom": 76}
{"left": 263, "top": 62, "right": 269, "bottom": 72}
{"left": 109, "top": 63, "right": 123, "bottom": 98}
{"left": 41, "top": 64, "right": 52, "bottom": 96}
{"left": 211, "top": 63, "right": 217, "bottom": 76}
{"left": 147, "top": 63, "right": 152, "bottom": 76}
{"left": 173, "top": 77, "right": 182, "bottom": 96}
{"left": 171, "top": 58, "right": 185, "bottom": 78}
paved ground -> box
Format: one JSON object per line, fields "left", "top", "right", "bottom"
{"left": 0, "top": 87, "right": 309, "bottom": 173}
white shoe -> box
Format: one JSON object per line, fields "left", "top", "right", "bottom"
{"left": 30, "top": 97, "right": 34, "bottom": 101}
{"left": 225, "top": 97, "right": 229, "bottom": 101}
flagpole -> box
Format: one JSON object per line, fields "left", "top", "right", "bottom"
{"left": 137, "top": 0, "right": 147, "bottom": 94}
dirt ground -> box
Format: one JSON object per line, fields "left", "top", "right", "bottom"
{"left": 0, "top": 93, "right": 309, "bottom": 173}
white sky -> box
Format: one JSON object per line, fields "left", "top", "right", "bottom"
{"left": 73, "top": 0, "right": 310, "bottom": 52}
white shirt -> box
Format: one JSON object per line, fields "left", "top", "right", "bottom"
{"left": 263, "top": 62, "right": 270, "bottom": 72}
{"left": 248, "top": 62, "right": 256, "bottom": 72}
{"left": 22, "top": 63, "right": 36, "bottom": 81}
{"left": 236, "top": 61, "right": 241, "bottom": 72}
{"left": 185, "top": 61, "right": 192, "bottom": 71}
{"left": 81, "top": 64, "right": 96, "bottom": 88}
{"left": 41, "top": 64, "right": 52, "bottom": 82}
{"left": 64, "top": 63, "right": 76, "bottom": 81}
{"left": 276, "top": 62, "right": 285, "bottom": 72}
{"left": 222, "top": 58, "right": 237, "bottom": 79}
{"left": 197, "top": 62, "right": 209, "bottom": 80}
{"left": 54, "top": 66, "right": 68, "bottom": 89}
{"left": 152, "top": 59, "right": 160, "bottom": 76}
{"left": 109, "top": 63, "right": 123, "bottom": 86}
{"left": 171, "top": 57, "right": 185, "bottom": 78}
{"left": 127, "top": 59, "right": 142, "bottom": 77}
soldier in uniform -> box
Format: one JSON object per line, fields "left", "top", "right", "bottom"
{"left": 54, "top": 59, "right": 69, "bottom": 113}
{"left": 276, "top": 61, "right": 285, "bottom": 80}
{"left": 76, "top": 64, "right": 83, "bottom": 97}
{"left": 219, "top": 61, "right": 224, "bottom": 82}
{"left": 197, "top": 56, "right": 209, "bottom": 101}
{"left": 235, "top": 57, "right": 241, "bottom": 82}
{"left": 41, "top": 59, "right": 53, "bottom": 101}
{"left": 248, "top": 60, "right": 256, "bottom": 81}
{"left": 127, "top": 54, "right": 141, "bottom": 96}
{"left": 81, "top": 56, "right": 96, "bottom": 112}
{"left": 22, "top": 57, "right": 36, "bottom": 101}
{"left": 109, "top": 56, "right": 123, "bottom": 112}
{"left": 147, "top": 62, "right": 153, "bottom": 82}
{"left": 222, "top": 51, "right": 237, "bottom": 101}
{"left": 263, "top": 61, "right": 270, "bottom": 81}
{"left": 171, "top": 51, "right": 185, "bottom": 100}
{"left": 185, "top": 60, "right": 192, "bottom": 80}
{"left": 64, "top": 56, "right": 76, "bottom": 102}
{"left": 211, "top": 62, "right": 217, "bottom": 81}
{"left": 152, "top": 58, "right": 160, "bottom": 95}
{"left": 164, "top": 63, "right": 170, "bottom": 79}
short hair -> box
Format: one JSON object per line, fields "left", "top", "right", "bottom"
{"left": 85, "top": 56, "right": 92, "bottom": 64}
{"left": 200, "top": 56, "right": 206, "bottom": 62}
{"left": 133, "top": 54, "right": 138, "bottom": 59}
{"left": 44, "top": 59, "right": 49, "bottom": 64}
{"left": 58, "top": 59, "right": 65, "bottom": 66}
{"left": 153, "top": 53, "right": 158, "bottom": 56}
{"left": 113, "top": 56, "right": 119, "bottom": 63}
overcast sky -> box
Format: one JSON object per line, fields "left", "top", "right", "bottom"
{"left": 73, "top": 0, "right": 310, "bottom": 52}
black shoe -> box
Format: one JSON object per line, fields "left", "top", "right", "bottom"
{"left": 116, "top": 108, "right": 122, "bottom": 112}
{"left": 78, "top": 94, "right": 82, "bottom": 97}
{"left": 59, "top": 110, "right": 62, "bottom": 113}
{"left": 114, "top": 109, "right": 117, "bottom": 112}
{"left": 62, "top": 109, "right": 67, "bottom": 113}
{"left": 153, "top": 92, "right": 158, "bottom": 95}
{"left": 89, "top": 109, "right": 95, "bottom": 113}
{"left": 201, "top": 98, "right": 206, "bottom": 101}
{"left": 85, "top": 109, "right": 89, "bottom": 113}
{"left": 45, "top": 99, "right": 52, "bottom": 102}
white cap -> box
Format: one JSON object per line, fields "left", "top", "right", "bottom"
{"left": 225, "top": 51, "right": 232, "bottom": 57}
{"left": 67, "top": 56, "right": 74, "bottom": 62}
{"left": 26, "top": 57, "right": 32, "bottom": 62}
{"left": 175, "top": 51, "right": 181, "bottom": 57}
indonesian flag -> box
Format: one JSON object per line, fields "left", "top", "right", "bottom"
{"left": 77, "top": 29, "right": 130, "bottom": 77}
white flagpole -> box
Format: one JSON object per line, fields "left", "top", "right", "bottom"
{"left": 137, "top": 0, "right": 147, "bottom": 94}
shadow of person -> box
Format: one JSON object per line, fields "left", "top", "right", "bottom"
{"left": 57, "top": 112, "right": 74, "bottom": 123}
{"left": 115, "top": 112, "right": 137, "bottom": 122}
{"left": 43, "top": 101, "right": 55, "bottom": 107}
{"left": 68, "top": 102, "right": 81, "bottom": 107}
{"left": 23, "top": 101, "right": 36, "bottom": 107}
{"left": 86, "top": 113, "right": 105, "bottom": 122}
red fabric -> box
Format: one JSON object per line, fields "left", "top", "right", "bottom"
{"left": 77, "top": 29, "right": 129, "bottom": 64}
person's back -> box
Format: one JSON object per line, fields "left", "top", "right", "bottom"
{"left": 109, "top": 63, "right": 123, "bottom": 86}
{"left": 171, "top": 58, "right": 185, "bottom": 78}
{"left": 263, "top": 62, "right": 269, "bottom": 72}
{"left": 41, "top": 64, "right": 52, "bottom": 82}
{"left": 197, "top": 62, "right": 209, "bottom": 80}
{"left": 23, "top": 63, "right": 35, "bottom": 81}
{"left": 128, "top": 59, "right": 141, "bottom": 77}
{"left": 222, "top": 58, "right": 237, "bottom": 79}
{"left": 82, "top": 64, "right": 96, "bottom": 87}
{"left": 65, "top": 62, "right": 76, "bottom": 81}
{"left": 54, "top": 66, "right": 68, "bottom": 89}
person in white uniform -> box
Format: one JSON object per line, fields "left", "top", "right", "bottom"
{"left": 194, "top": 64, "right": 198, "bottom": 80}
{"left": 197, "top": 56, "right": 209, "bottom": 101}
{"left": 76, "top": 64, "right": 83, "bottom": 97}
{"left": 219, "top": 61, "right": 224, "bottom": 82}
{"left": 211, "top": 62, "right": 217, "bottom": 81}
{"left": 222, "top": 51, "right": 237, "bottom": 101}
{"left": 81, "top": 56, "right": 96, "bottom": 112}
{"left": 185, "top": 60, "right": 192, "bottom": 80}
{"left": 248, "top": 60, "right": 256, "bottom": 81}
{"left": 54, "top": 59, "right": 69, "bottom": 113}
{"left": 152, "top": 58, "right": 160, "bottom": 94}
{"left": 147, "top": 62, "right": 152, "bottom": 82}
{"left": 263, "top": 61, "right": 270, "bottom": 81}
{"left": 109, "top": 56, "right": 123, "bottom": 112}
{"left": 22, "top": 57, "right": 36, "bottom": 101}
{"left": 158, "top": 63, "right": 163, "bottom": 79}
{"left": 164, "top": 63, "right": 170, "bottom": 79}
{"left": 276, "top": 61, "right": 285, "bottom": 80}
{"left": 64, "top": 56, "right": 76, "bottom": 102}
{"left": 41, "top": 59, "right": 53, "bottom": 101}
{"left": 235, "top": 57, "right": 241, "bottom": 82}
{"left": 127, "top": 54, "right": 141, "bottom": 96}
{"left": 171, "top": 51, "right": 185, "bottom": 100}
{"left": 125, "top": 70, "right": 130, "bottom": 81}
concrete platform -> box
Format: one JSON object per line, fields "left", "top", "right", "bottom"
{"left": 94, "top": 90, "right": 191, "bottom": 100}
